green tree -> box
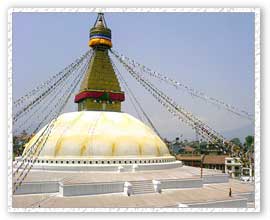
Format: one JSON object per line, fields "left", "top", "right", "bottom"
{"left": 230, "top": 137, "right": 242, "bottom": 147}
{"left": 242, "top": 135, "right": 254, "bottom": 170}
{"left": 199, "top": 141, "right": 208, "bottom": 154}
{"left": 244, "top": 135, "right": 254, "bottom": 151}
{"left": 12, "top": 130, "right": 31, "bottom": 159}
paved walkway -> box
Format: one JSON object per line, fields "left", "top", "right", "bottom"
{"left": 13, "top": 179, "right": 254, "bottom": 208}
{"left": 16, "top": 166, "right": 223, "bottom": 184}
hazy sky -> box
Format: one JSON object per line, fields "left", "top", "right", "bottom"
{"left": 12, "top": 12, "right": 255, "bottom": 142}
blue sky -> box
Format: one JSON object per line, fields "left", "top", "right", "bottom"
{"left": 12, "top": 12, "right": 255, "bottom": 142}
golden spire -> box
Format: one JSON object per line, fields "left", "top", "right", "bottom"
{"left": 75, "top": 13, "right": 125, "bottom": 112}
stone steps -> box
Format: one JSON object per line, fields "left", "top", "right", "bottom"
{"left": 130, "top": 180, "right": 155, "bottom": 195}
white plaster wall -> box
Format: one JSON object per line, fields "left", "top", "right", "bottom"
{"left": 161, "top": 178, "right": 203, "bottom": 189}
{"left": 28, "top": 160, "right": 181, "bottom": 172}
{"left": 203, "top": 174, "right": 229, "bottom": 184}
{"left": 14, "top": 181, "right": 59, "bottom": 195}
{"left": 60, "top": 182, "right": 124, "bottom": 196}
{"left": 136, "top": 161, "right": 182, "bottom": 171}
{"left": 31, "top": 164, "right": 119, "bottom": 172}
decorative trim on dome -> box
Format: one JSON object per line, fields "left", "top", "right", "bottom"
{"left": 16, "top": 156, "right": 181, "bottom": 172}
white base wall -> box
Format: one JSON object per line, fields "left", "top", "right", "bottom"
{"left": 17, "top": 161, "right": 182, "bottom": 172}
{"left": 203, "top": 174, "right": 229, "bottom": 184}
{"left": 31, "top": 164, "right": 118, "bottom": 172}
{"left": 160, "top": 178, "right": 203, "bottom": 189}
{"left": 59, "top": 182, "right": 124, "bottom": 196}
{"left": 16, "top": 156, "right": 176, "bottom": 167}
{"left": 136, "top": 161, "right": 182, "bottom": 171}
{"left": 14, "top": 181, "right": 59, "bottom": 195}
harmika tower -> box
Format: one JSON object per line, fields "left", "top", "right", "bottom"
{"left": 75, "top": 13, "right": 125, "bottom": 112}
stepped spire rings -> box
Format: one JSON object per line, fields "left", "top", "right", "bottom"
{"left": 89, "top": 13, "right": 112, "bottom": 48}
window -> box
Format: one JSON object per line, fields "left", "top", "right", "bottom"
{"left": 66, "top": 161, "right": 69, "bottom": 164}
{"left": 84, "top": 161, "right": 86, "bottom": 164}
{"left": 61, "top": 161, "right": 63, "bottom": 164}
{"left": 78, "top": 161, "right": 80, "bottom": 164}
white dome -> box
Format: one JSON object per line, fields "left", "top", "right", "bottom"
{"left": 23, "top": 111, "right": 172, "bottom": 159}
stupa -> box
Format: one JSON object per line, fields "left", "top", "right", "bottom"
{"left": 21, "top": 13, "right": 180, "bottom": 171}
{"left": 13, "top": 14, "right": 251, "bottom": 210}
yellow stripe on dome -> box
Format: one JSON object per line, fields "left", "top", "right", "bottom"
{"left": 54, "top": 112, "right": 84, "bottom": 157}
{"left": 138, "top": 144, "right": 142, "bottom": 156}
{"left": 89, "top": 38, "right": 112, "bottom": 47}
{"left": 80, "top": 143, "right": 87, "bottom": 157}
{"left": 156, "top": 143, "right": 161, "bottom": 156}
{"left": 112, "top": 143, "right": 116, "bottom": 156}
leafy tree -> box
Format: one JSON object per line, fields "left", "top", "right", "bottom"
{"left": 244, "top": 135, "right": 254, "bottom": 151}
{"left": 13, "top": 130, "right": 31, "bottom": 159}
{"left": 199, "top": 141, "right": 208, "bottom": 154}
{"left": 230, "top": 137, "right": 242, "bottom": 147}
{"left": 242, "top": 135, "right": 254, "bottom": 168}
